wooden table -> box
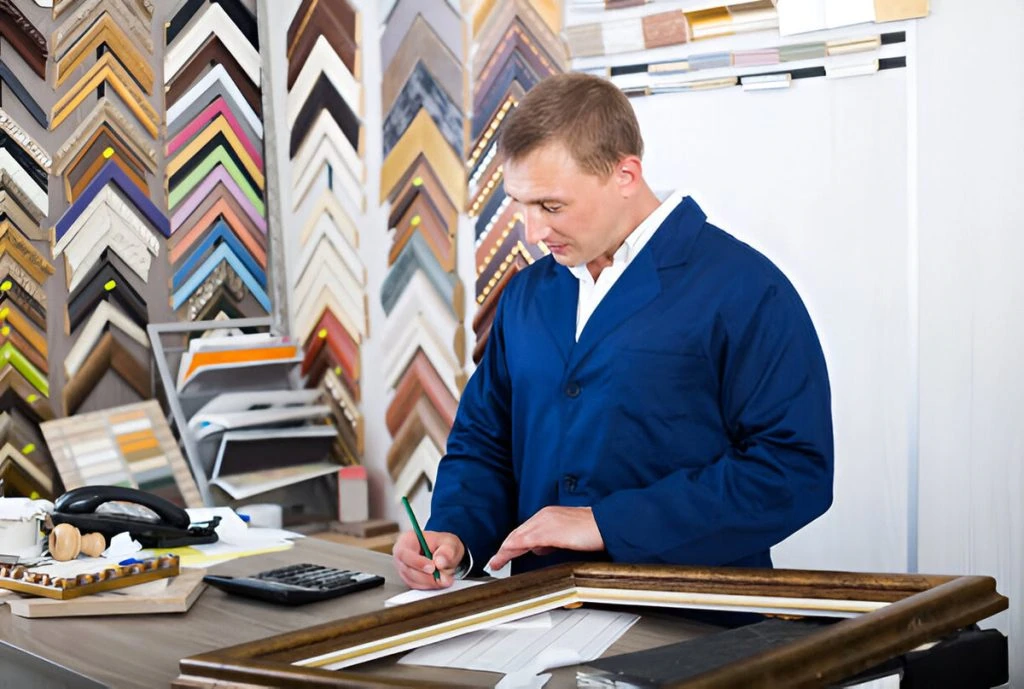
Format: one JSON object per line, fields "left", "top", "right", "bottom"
{"left": 0, "top": 538, "right": 718, "bottom": 689}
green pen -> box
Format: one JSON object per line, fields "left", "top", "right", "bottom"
{"left": 401, "top": 496, "right": 440, "bottom": 581}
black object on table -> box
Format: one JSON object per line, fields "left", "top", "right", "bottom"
{"left": 203, "top": 562, "right": 385, "bottom": 605}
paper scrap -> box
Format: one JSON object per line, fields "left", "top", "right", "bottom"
{"left": 101, "top": 531, "right": 141, "bottom": 559}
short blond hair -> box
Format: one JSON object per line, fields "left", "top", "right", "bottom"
{"left": 497, "top": 73, "right": 643, "bottom": 177}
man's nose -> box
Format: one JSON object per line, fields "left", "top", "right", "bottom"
{"left": 522, "top": 208, "right": 550, "bottom": 245}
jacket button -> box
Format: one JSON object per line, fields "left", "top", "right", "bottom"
{"left": 565, "top": 382, "right": 581, "bottom": 398}
{"left": 563, "top": 475, "right": 577, "bottom": 493}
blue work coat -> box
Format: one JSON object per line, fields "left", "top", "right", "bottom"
{"left": 427, "top": 196, "right": 834, "bottom": 575}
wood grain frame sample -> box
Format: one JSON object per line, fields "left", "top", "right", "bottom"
{"left": 382, "top": 15, "right": 462, "bottom": 117}
{"left": 50, "top": 53, "right": 160, "bottom": 136}
{"left": 55, "top": 13, "right": 154, "bottom": 92}
{"left": 53, "top": 0, "right": 153, "bottom": 57}
{"left": 286, "top": 0, "right": 359, "bottom": 86}
{"left": 0, "top": 0, "right": 47, "bottom": 78}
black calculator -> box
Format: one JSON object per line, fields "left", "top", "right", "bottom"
{"left": 203, "top": 563, "right": 385, "bottom": 605}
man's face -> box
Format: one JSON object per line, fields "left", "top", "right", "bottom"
{"left": 503, "top": 141, "right": 625, "bottom": 268}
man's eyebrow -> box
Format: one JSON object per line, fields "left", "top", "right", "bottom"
{"left": 507, "top": 194, "right": 565, "bottom": 206}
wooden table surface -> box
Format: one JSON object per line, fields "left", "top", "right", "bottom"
{"left": 0, "top": 538, "right": 719, "bottom": 688}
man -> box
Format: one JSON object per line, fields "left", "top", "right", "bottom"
{"left": 393, "top": 73, "right": 834, "bottom": 590}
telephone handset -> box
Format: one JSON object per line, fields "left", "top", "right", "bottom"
{"left": 51, "top": 486, "right": 220, "bottom": 548}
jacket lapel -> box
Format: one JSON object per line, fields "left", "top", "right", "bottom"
{"left": 534, "top": 258, "right": 577, "bottom": 365}
{"left": 567, "top": 249, "right": 660, "bottom": 373}
{"left": 566, "top": 196, "right": 708, "bottom": 373}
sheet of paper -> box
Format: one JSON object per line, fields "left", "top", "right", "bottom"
{"left": 497, "top": 648, "right": 582, "bottom": 689}
{"left": 384, "top": 578, "right": 483, "bottom": 606}
{"left": 101, "top": 531, "right": 142, "bottom": 559}
{"left": 385, "top": 581, "right": 551, "bottom": 631}
{"left": 397, "top": 608, "right": 639, "bottom": 675}
{"left": 496, "top": 612, "right": 553, "bottom": 631}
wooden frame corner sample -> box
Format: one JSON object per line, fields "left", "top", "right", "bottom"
{"left": 175, "top": 563, "right": 1007, "bottom": 689}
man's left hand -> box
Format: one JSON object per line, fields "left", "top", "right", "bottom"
{"left": 487, "top": 506, "right": 604, "bottom": 571}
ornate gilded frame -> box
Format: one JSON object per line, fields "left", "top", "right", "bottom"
{"left": 175, "top": 563, "right": 1007, "bottom": 688}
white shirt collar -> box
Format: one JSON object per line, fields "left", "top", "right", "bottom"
{"left": 568, "top": 191, "right": 685, "bottom": 282}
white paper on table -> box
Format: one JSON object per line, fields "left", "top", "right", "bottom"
{"left": 383, "top": 578, "right": 483, "bottom": 606}
{"left": 847, "top": 675, "right": 901, "bottom": 689}
{"left": 397, "top": 608, "right": 639, "bottom": 675}
{"left": 385, "top": 581, "right": 551, "bottom": 630}
{"left": 495, "top": 612, "right": 553, "bottom": 631}
{"left": 25, "top": 557, "right": 124, "bottom": 578}
{"left": 496, "top": 648, "right": 583, "bottom": 689}
{"left": 233, "top": 527, "right": 304, "bottom": 542}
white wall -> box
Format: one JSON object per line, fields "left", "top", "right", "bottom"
{"left": 915, "top": 0, "right": 1024, "bottom": 681}
{"left": 632, "top": 70, "right": 912, "bottom": 575}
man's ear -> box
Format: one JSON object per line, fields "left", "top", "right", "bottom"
{"left": 614, "top": 155, "right": 644, "bottom": 197}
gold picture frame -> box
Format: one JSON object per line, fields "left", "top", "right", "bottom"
{"left": 175, "top": 562, "right": 1007, "bottom": 688}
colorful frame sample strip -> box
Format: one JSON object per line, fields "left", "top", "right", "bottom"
{"left": 591, "top": 31, "right": 909, "bottom": 97}
{"left": 47, "top": 0, "right": 165, "bottom": 416}
{"left": 564, "top": 0, "right": 927, "bottom": 58}
{"left": 165, "top": 0, "right": 269, "bottom": 323}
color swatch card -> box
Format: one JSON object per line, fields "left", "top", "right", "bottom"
{"left": 40, "top": 400, "right": 202, "bottom": 508}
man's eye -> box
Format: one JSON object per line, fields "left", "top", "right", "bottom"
{"left": 541, "top": 205, "right": 561, "bottom": 213}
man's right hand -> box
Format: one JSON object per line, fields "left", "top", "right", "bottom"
{"left": 392, "top": 530, "right": 466, "bottom": 590}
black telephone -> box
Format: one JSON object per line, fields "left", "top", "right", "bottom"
{"left": 51, "top": 486, "right": 220, "bottom": 548}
